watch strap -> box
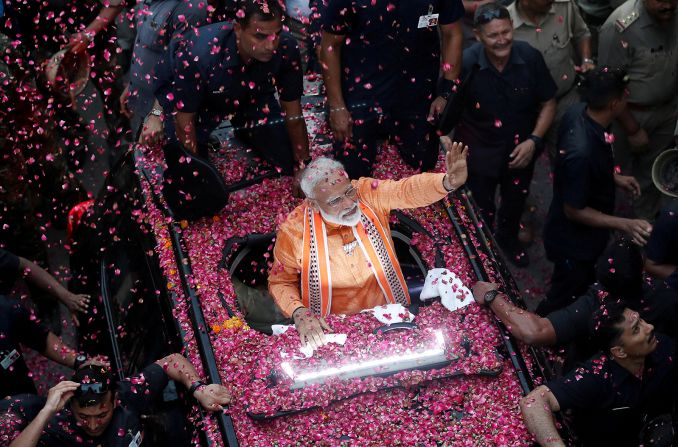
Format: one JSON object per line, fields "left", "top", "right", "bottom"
{"left": 189, "top": 380, "right": 206, "bottom": 395}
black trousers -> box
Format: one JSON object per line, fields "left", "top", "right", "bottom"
{"left": 466, "top": 161, "right": 536, "bottom": 242}
{"left": 537, "top": 257, "right": 596, "bottom": 316}
{"left": 333, "top": 105, "right": 439, "bottom": 179}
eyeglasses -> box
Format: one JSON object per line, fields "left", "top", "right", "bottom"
{"left": 474, "top": 7, "right": 511, "bottom": 26}
{"left": 76, "top": 382, "right": 107, "bottom": 395}
{"left": 326, "top": 186, "right": 358, "bottom": 208}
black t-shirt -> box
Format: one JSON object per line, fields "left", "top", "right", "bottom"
{"left": 645, "top": 200, "right": 678, "bottom": 291}
{"left": 543, "top": 103, "right": 616, "bottom": 261}
{"left": 547, "top": 283, "right": 678, "bottom": 345}
{"left": 321, "top": 0, "right": 464, "bottom": 111}
{"left": 455, "top": 40, "right": 557, "bottom": 176}
{"left": 0, "top": 394, "right": 46, "bottom": 447}
{"left": 0, "top": 249, "right": 20, "bottom": 296}
{"left": 39, "top": 363, "right": 170, "bottom": 447}
{"left": 548, "top": 334, "right": 677, "bottom": 446}
{"left": 0, "top": 296, "right": 49, "bottom": 398}
{"left": 157, "top": 22, "right": 303, "bottom": 145}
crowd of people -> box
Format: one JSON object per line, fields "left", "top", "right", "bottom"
{"left": 1, "top": 0, "right": 678, "bottom": 445}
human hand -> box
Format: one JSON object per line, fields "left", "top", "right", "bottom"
{"left": 329, "top": 107, "right": 352, "bottom": 142}
{"left": 293, "top": 307, "right": 330, "bottom": 350}
{"left": 62, "top": 292, "right": 90, "bottom": 314}
{"left": 43, "top": 381, "right": 80, "bottom": 415}
{"left": 628, "top": 128, "right": 649, "bottom": 153}
{"left": 194, "top": 384, "right": 232, "bottom": 412}
{"left": 139, "top": 114, "right": 164, "bottom": 145}
{"left": 580, "top": 61, "right": 596, "bottom": 73}
{"left": 120, "top": 84, "right": 133, "bottom": 119}
{"left": 427, "top": 96, "right": 447, "bottom": 122}
{"left": 614, "top": 174, "right": 641, "bottom": 197}
{"left": 508, "top": 139, "right": 536, "bottom": 169}
{"left": 65, "top": 32, "right": 92, "bottom": 54}
{"left": 442, "top": 136, "right": 469, "bottom": 191}
{"left": 622, "top": 219, "right": 653, "bottom": 246}
{"left": 471, "top": 281, "right": 498, "bottom": 306}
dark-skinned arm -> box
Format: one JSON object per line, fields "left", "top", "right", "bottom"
{"left": 472, "top": 282, "right": 556, "bottom": 346}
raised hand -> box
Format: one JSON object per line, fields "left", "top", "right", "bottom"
{"left": 442, "top": 136, "right": 469, "bottom": 191}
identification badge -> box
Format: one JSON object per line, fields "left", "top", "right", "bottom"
{"left": 418, "top": 5, "right": 439, "bottom": 28}
{"left": 1, "top": 349, "right": 20, "bottom": 370}
{"left": 128, "top": 431, "right": 142, "bottom": 447}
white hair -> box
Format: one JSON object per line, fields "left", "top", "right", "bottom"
{"left": 299, "top": 157, "right": 347, "bottom": 198}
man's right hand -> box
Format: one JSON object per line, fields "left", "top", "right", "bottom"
{"left": 622, "top": 218, "right": 652, "bottom": 246}
{"left": 293, "top": 307, "right": 330, "bottom": 350}
{"left": 43, "top": 381, "right": 80, "bottom": 416}
{"left": 329, "top": 107, "right": 353, "bottom": 142}
{"left": 139, "top": 114, "right": 164, "bottom": 145}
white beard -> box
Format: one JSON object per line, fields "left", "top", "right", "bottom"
{"left": 319, "top": 204, "right": 362, "bottom": 227}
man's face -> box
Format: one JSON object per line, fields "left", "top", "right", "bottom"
{"left": 523, "top": 0, "right": 554, "bottom": 15}
{"left": 234, "top": 16, "right": 282, "bottom": 63}
{"left": 310, "top": 170, "right": 360, "bottom": 226}
{"left": 475, "top": 19, "right": 514, "bottom": 61}
{"left": 611, "top": 309, "right": 658, "bottom": 359}
{"left": 644, "top": 0, "right": 677, "bottom": 24}
{"left": 71, "top": 393, "right": 115, "bottom": 438}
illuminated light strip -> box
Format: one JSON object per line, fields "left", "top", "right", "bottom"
{"left": 281, "top": 331, "right": 453, "bottom": 389}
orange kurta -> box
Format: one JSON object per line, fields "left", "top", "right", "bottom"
{"left": 268, "top": 172, "right": 448, "bottom": 317}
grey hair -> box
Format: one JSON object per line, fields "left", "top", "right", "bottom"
{"left": 299, "top": 157, "right": 347, "bottom": 199}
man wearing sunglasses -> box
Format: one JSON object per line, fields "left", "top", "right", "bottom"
{"left": 3, "top": 353, "right": 231, "bottom": 447}
{"left": 268, "top": 137, "right": 469, "bottom": 350}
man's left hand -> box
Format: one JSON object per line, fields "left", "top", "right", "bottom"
{"left": 194, "top": 384, "right": 232, "bottom": 412}
{"left": 442, "top": 136, "right": 469, "bottom": 191}
{"left": 428, "top": 96, "right": 447, "bottom": 122}
{"left": 614, "top": 174, "right": 641, "bottom": 198}
{"left": 508, "top": 140, "right": 536, "bottom": 169}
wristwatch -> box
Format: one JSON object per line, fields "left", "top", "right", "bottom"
{"left": 528, "top": 134, "right": 544, "bottom": 152}
{"left": 483, "top": 289, "right": 500, "bottom": 307}
{"left": 73, "top": 354, "right": 87, "bottom": 370}
{"left": 189, "top": 380, "right": 207, "bottom": 396}
{"left": 148, "top": 107, "right": 164, "bottom": 120}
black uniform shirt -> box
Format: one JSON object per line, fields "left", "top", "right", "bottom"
{"left": 543, "top": 102, "right": 616, "bottom": 261}
{"left": 158, "top": 22, "right": 303, "bottom": 145}
{"left": 548, "top": 334, "right": 677, "bottom": 446}
{"left": 322, "top": 0, "right": 464, "bottom": 111}
{"left": 645, "top": 201, "right": 678, "bottom": 291}
{"left": 0, "top": 249, "right": 19, "bottom": 296}
{"left": 456, "top": 40, "right": 556, "bottom": 176}
{"left": 0, "top": 296, "right": 49, "bottom": 398}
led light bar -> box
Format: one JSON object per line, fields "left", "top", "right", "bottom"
{"left": 280, "top": 331, "right": 456, "bottom": 389}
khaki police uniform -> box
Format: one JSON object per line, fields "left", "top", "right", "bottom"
{"left": 509, "top": 0, "right": 591, "bottom": 160}
{"left": 599, "top": 0, "right": 678, "bottom": 219}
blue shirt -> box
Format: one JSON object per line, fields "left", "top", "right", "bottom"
{"left": 455, "top": 40, "right": 557, "bottom": 175}
{"left": 544, "top": 102, "right": 616, "bottom": 261}
{"left": 157, "top": 22, "right": 303, "bottom": 145}
{"left": 128, "top": 0, "right": 209, "bottom": 136}
{"left": 322, "top": 0, "right": 464, "bottom": 111}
